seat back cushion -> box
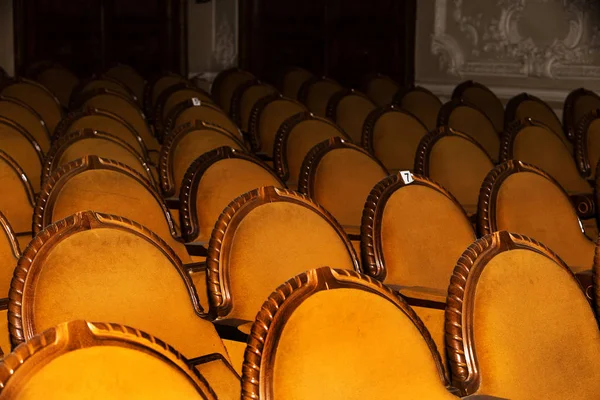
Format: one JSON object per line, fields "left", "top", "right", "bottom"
{"left": 0, "top": 158, "right": 34, "bottom": 233}
{"left": 306, "top": 81, "right": 342, "bottom": 117}
{"left": 0, "top": 124, "right": 42, "bottom": 191}
{"left": 67, "top": 115, "right": 143, "bottom": 155}
{"left": 472, "top": 249, "right": 600, "bottom": 398}
{"left": 272, "top": 288, "right": 456, "bottom": 400}
{"left": 381, "top": 185, "right": 475, "bottom": 289}
{"left": 175, "top": 107, "right": 239, "bottom": 140}
{"left": 448, "top": 106, "right": 500, "bottom": 161}
{"left": 513, "top": 125, "right": 590, "bottom": 194}
{"left": 428, "top": 136, "right": 493, "bottom": 214}
{"left": 336, "top": 95, "right": 376, "bottom": 143}
{"left": 259, "top": 101, "right": 305, "bottom": 155}
{"left": 0, "top": 101, "right": 50, "bottom": 151}
{"left": 29, "top": 228, "right": 226, "bottom": 359}
{"left": 372, "top": 112, "right": 428, "bottom": 173}
{"left": 401, "top": 91, "right": 441, "bottom": 131}
{"left": 195, "top": 159, "right": 283, "bottom": 241}
{"left": 313, "top": 148, "right": 387, "bottom": 227}
{"left": 226, "top": 202, "right": 355, "bottom": 321}
{"left": 495, "top": 172, "right": 594, "bottom": 271}
{"left": 461, "top": 87, "right": 504, "bottom": 132}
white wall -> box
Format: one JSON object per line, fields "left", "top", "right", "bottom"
{"left": 0, "top": 0, "right": 14, "bottom": 75}
{"left": 415, "top": 0, "right": 600, "bottom": 112}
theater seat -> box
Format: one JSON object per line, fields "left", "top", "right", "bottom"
{"left": 363, "top": 73, "right": 401, "bottom": 107}
{"left": 445, "top": 231, "right": 600, "bottom": 398}
{"left": 279, "top": 66, "right": 314, "bottom": 99}
{"left": 105, "top": 63, "right": 147, "bottom": 101}
{"left": 242, "top": 267, "right": 458, "bottom": 400}
{"left": 478, "top": 160, "right": 595, "bottom": 275}
{"left": 273, "top": 112, "right": 351, "bottom": 189}
{"left": 393, "top": 85, "right": 442, "bottom": 131}
{"left": 326, "top": 89, "right": 377, "bottom": 144}
{"left": 0, "top": 117, "right": 44, "bottom": 192}
{"left": 211, "top": 68, "right": 255, "bottom": 114}
{"left": 564, "top": 88, "right": 600, "bottom": 142}
{"left": 415, "top": 126, "right": 494, "bottom": 218}
{"left": 0, "top": 320, "right": 221, "bottom": 399}
{"left": 362, "top": 105, "right": 428, "bottom": 174}
{"left": 0, "top": 96, "right": 52, "bottom": 152}
{"left": 230, "top": 79, "right": 278, "bottom": 133}
{"left": 144, "top": 72, "right": 189, "bottom": 116}
{"left": 452, "top": 80, "right": 504, "bottom": 134}
{"left": 298, "top": 77, "right": 343, "bottom": 118}
{"left": 0, "top": 150, "right": 35, "bottom": 244}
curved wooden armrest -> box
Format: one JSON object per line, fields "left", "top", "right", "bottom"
{"left": 569, "top": 193, "right": 595, "bottom": 219}
{"left": 188, "top": 353, "right": 241, "bottom": 398}
{"left": 390, "top": 285, "right": 447, "bottom": 310}
{"left": 188, "top": 353, "right": 240, "bottom": 379}
{"left": 342, "top": 225, "right": 361, "bottom": 241}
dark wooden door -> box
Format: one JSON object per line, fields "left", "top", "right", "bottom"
{"left": 239, "top": 0, "right": 416, "bottom": 88}
{"left": 13, "top": 0, "right": 188, "bottom": 78}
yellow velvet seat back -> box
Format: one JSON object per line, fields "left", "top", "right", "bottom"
{"left": 62, "top": 112, "right": 145, "bottom": 156}
{"left": 258, "top": 98, "right": 306, "bottom": 155}
{"left": 214, "top": 70, "right": 254, "bottom": 114}
{"left": 427, "top": 135, "right": 493, "bottom": 215}
{"left": 511, "top": 125, "right": 590, "bottom": 194}
{"left": 79, "top": 78, "right": 132, "bottom": 100}
{"left": 239, "top": 84, "right": 278, "bottom": 132}
{"left": 54, "top": 138, "right": 150, "bottom": 179}
{"left": 39, "top": 165, "right": 188, "bottom": 262}
{"left": 515, "top": 100, "right": 565, "bottom": 141}
{"left": 0, "top": 212, "right": 19, "bottom": 299}
{"left": 281, "top": 67, "right": 313, "bottom": 99}
{"left": 36, "top": 66, "right": 79, "bottom": 107}
{"left": 447, "top": 106, "right": 500, "bottom": 162}
{"left": 370, "top": 109, "right": 428, "bottom": 173}
{"left": 10, "top": 212, "right": 227, "bottom": 362}
{"left": 334, "top": 94, "right": 376, "bottom": 144}
{"left": 586, "top": 119, "right": 600, "bottom": 178}
{"left": 459, "top": 86, "right": 504, "bottom": 133}
{"left": 447, "top": 235, "right": 600, "bottom": 398}
{"left": 242, "top": 267, "right": 456, "bottom": 400}
{"left": 282, "top": 119, "right": 347, "bottom": 187}
{"left": 365, "top": 75, "right": 400, "bottom": 106}
{"left": 305, "top": 80, "right": 343, "bottom": 118}
{"left": 150, "top": 75, "right": 188, "bottom": 108}
{"left": 171, "top": 131, "right": 244, "bottom": 196}
{"left": 493, "top": 172, "right": 594, "bottom": 272}
{"left": 0, "top": 122, "right": 43, "bottom": 192}
{"left": 105, "top": 64, "right": 146, "bottom": 100}
{"left": 0, "top": 151, "right": 35, "bottom": 234}
{"left": 192, "top": 159, "right": 284, "bottom": 242}
{"left": 0, "top": 321, "right": 215, "bottom": 400}
{"left": 82, "top": 94, "right": 157, "bottom": 151}
{"left": 1, "top": 80, "right": 63, "bottom": 134}
{"left": 400, "top": 90, "right": 442, "bottom": 131}
{"left": 309, "top": 146, "right": 388, "bottom": 227}
{"left": 0, "top": 99, "right": 50, "bottom": 152}
{"left": 207, "top": 187, "right": 359, "bottom": 320}
{"left": 381, "top": 184, "right": 475, "bottom": 290}
{"left": 163, "top": 89, "right": 213, "bottom": 121}
{"left": 174, "top": 105, "right": 240, "bottom": 141}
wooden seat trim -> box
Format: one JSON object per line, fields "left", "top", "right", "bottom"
{"left": 325, "top": 88, "right": 375, "bottom": 123}
{"left": 0, "top": 118, "right": 44, "bottom": 174}
{"left": 445, "top": 231, "right": 585, "bottom": 395}
{"left": 500, "top": 117, "right": 566, "bottom": 162}
{"left": 297, "top": 136, "right": 387, "bottom": 197}
{"left": 164, "top": 98, "right": 241, "bottom": 143}
{"left": 211, "top": 68, "right": 254, "bottom": 110}
{"left": 229, "top": 79, "right": 278, "bottom": 128}
{"left": 574, "top": 109, "right": 600, "bottom": 178}
{"left": 361, "top": 104, "right": 427, "bottom": 154}
{"left": 0, "top": 95, "right": 52, "bottom": 143}
{"left": 205, "top": 186, "right": 361, "bottom": 319}
{"left": 0, "top": 210, "right": 21, "bottom": 260}
{"left": 391, "top": 84, "right": 442, "bottom": 108}
{"left": 241, "top": 266, "right": 449, "bottom": 399}
{"left": 10, "top": 210, "right": 205, "bottom": 347}
{"left": 42, "top": 128, "right": 153, "bottom": 185}
{"left": 34, "top": 156, "right": 175, "bottom": 235}
{"left": 504, "top": 92, "right": 562, "bottom": 134}
{"left": 0, "top": 320, "right": 217, "bottom": 398}
{"left": 70, "top": 75, "right": 137, "bottom": 108}
{"left": 273, "top": 111, "right": 351, "bottom": 181}
{"left": 143, "top": 71, "right": 188, "bottom": 117}
{"left": 159, "top": 119, "right": 247, "bottom": 197}
{"left": 179, "top": 146, "right": 284, "bottom": 242}
{"left": 361, "top": 172, "right": 471, "bottom": 281}
{"left": 414, "top": 125, "right": 492, "bottom": 176}
{"left": 563, "top": 88, "right": 600, "bottom": 142}
{"left": 53, "top": 107, "right": 149, "bottom": 158}
{"left": 153, "top": 82, "right": 213, "bottom": 136}
{"left": 0, "top": 150, "right": 35, "bottom": 209}
{"left": 0, "top": 77, "right": 63, "bottom": 119}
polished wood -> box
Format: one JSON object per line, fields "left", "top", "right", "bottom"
{"left": 0, "top": 320, "right": 217, "bottom": 398}
{"left": 241, "top": 266, "right": 449, "bottom": 399}
{"left": 574, "top": 109, "right": 600, "bottom": 178}
{"left": 360, "top": 172, "right": 470, "bottom": 281}
{"left": 445, "top": 231, "right": 587, "bottom": 395}
{"left": 564, "top": 88, "right": 600, "bottom": 142}
{"left": 205, "top": 187, "right": 361, "bottom": 319}
{"left": 361, "top": 104, "right": 427, "bottom": 154}
{"left": 273, "top": 111, "right": 351, "bottom": 182}
{"left": 179, "top": 146, "right": 284, "bottom": 243}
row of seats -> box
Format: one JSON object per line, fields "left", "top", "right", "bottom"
{"left": 0, "top": 60, "right": 598, "bottom": 399}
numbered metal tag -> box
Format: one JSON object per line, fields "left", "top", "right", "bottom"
{"left": 192, "top": 97, "right": 201, "bottom": 106}
{"left": 400, "top": 170, "right": 414, "bottom": 185}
